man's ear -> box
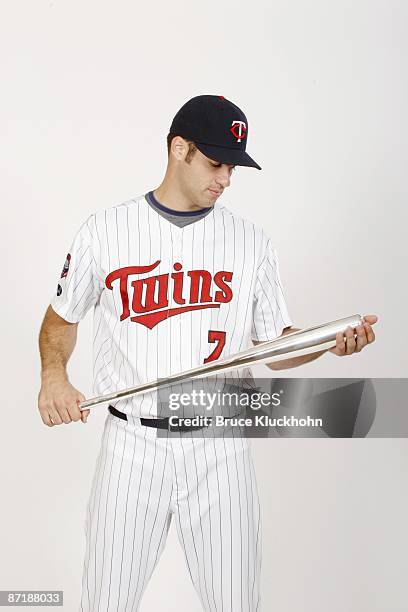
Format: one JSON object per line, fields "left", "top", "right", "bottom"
{"left": 171, "top": 136, "right": 189, "bottom": 162}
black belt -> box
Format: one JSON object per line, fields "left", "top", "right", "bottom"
{"left": 108, "top": 405, "right": 209, "bottom": 432}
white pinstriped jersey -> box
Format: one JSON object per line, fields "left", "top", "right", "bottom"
{"left": 51, "top": 194, "right": 292, "bottom": 418}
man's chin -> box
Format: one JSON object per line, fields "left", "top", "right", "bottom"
{"left": 197, "top": 196, "right": 216, "bottom": 208}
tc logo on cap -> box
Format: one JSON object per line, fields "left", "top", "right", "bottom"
{"left": 230, "top": 120, "right": 247, "bottom": 143}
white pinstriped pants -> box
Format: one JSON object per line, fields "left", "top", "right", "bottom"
{"left": 79, "top": 412, "right": 262, "bottom": 611}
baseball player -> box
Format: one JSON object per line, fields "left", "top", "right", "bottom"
{"left": 38, "top": 95, "right": 377, "bottom": 611}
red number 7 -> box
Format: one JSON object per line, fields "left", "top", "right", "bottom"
{"left": 204, "top": 330, "right": 226, "bottom": 364}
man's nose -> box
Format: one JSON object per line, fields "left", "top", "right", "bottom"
{"left": 216, "top": 166, "right": 232, "bottom": 187}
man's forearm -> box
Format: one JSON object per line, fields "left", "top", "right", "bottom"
{"left": 39, "top": 305, "right": 78, "bottom": 381}
{"left": 266, "top": 348, "right": 329, "bottom": 370}
{"left": 254, "top": 327, "right": 329, "bottom": 371}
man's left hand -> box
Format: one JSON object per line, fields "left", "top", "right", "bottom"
{"left": 329, "top": 314, "right": 378, "bottom": 356}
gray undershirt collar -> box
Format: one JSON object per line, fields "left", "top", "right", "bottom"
{"left": 145, "top": 190, "right": 214, "bottom": 227}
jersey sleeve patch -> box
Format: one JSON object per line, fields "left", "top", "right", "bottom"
{"left": 60, "top": 253, "right": 71, "bottom": 278}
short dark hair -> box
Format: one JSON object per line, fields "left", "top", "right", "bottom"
{"left": 167, "top": 132, "right": 197, "bottom": 163}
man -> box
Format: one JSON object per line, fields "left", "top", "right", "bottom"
{"left": 38, "top": 95, "right": 377, "bottom": 611}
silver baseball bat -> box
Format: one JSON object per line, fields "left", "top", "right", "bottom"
{"left": 79, "top": 314, "right": 363, "bottom": 410}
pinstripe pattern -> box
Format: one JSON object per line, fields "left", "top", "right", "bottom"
{"left": 80, "top": 415, "right": 262, "bottom": 611}
{"left": 50, "top": 194, "right": 292, "bottom": 611}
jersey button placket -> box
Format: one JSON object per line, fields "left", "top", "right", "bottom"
{"left": 170, "top": 233, "right": 183, "bottom": 371}
{"left": 174, "top": 233, "right": 183, "bottom": 327}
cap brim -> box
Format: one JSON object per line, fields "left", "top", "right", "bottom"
{"left": 194, "top": 142, "right": 262, "bottom": 170}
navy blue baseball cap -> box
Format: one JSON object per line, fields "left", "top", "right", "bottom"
{"left": 169, "top": 95, "right": 262, "bottom": 170}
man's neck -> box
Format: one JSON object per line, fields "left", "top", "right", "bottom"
{"left": 153, "top": 184, "right": 212, "bottom": 213}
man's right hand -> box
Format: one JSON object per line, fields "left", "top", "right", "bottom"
{"left": 38, "top": 375, "right": 90, "bottom": 426}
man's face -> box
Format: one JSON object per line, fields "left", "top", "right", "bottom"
{"left": 179, "top": 145, "right": 236, "bottom": 209}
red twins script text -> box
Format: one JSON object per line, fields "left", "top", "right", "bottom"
{"left": 105, "top": 260, "right": 234, "bottom": 329}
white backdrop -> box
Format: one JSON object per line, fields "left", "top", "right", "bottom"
{"left": 0, "top": 1, "right": 407, "bottom": 611}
